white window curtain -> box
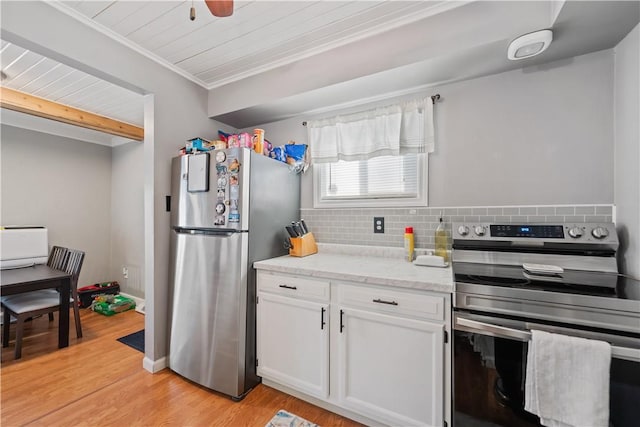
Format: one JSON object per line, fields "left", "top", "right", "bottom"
{"left": 307, "top": 97, "right": 434, "bottom": 163}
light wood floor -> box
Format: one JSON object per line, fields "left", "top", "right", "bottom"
{"left": 1, "top": 309, "right": 363, "bottom": 427}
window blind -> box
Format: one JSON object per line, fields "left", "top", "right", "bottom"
{"left": 318, "top": 154, "right": 419, "bottom": 200}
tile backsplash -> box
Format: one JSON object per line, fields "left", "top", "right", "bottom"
{"left": 300, "top": 205, "right": 613, "bottom": 249}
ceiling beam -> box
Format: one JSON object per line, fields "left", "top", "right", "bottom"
{"left": 0, "top": 87, "right": 144, "bottom": 142}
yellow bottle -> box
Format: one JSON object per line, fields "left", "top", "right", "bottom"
{"left": 253, "top": 128, "right": 265, "bottom": 154}
{"left": 404, "top": 227, "right": 415, "bottom": 262}
{"left": 435, "top": 217, "right": 449, "bottom": 263}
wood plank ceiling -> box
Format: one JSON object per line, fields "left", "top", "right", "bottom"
{"left": 59, "top": 0, "right": 449, "bottom": 89}
{"left": 4, "top": 1, "right": 638, "bottom": 133}
{"left": 0, "top": 39, "right": 144, "bottom": 128}
{"left": 1, "top": 1, "right": 450, "bottom": 137}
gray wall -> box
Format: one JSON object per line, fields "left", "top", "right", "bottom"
{"left": 429, "top": 50, "right": 613, "bottom": 207}
{"left": 1, "top": 1, "right": 233, "bottom": 365}
{"left": 250, "top": 49, "right": 615, "bottom": 210}
{"left": 111, "top": 141, "right": 145, "bottom": 297}
{"left": 1, "top": 125, "right": 112, "bottom": 287}
{"left": 614, "top": 24, "right": 640, "bottom": 279}
{"left": 1, "top": 126, "right": 147, "bottom": 293}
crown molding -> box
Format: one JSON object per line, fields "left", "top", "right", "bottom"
{"left": 47, "top": 0, "right": 209, "bottom": 89}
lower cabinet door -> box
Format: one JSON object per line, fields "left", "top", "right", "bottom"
{"left": 337, "top": 307, "right": 444, "bottom": 427}
{"left": 257, "top": 292, "right": 329, "bottom": 398}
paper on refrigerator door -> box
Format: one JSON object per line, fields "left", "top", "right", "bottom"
{"left": 187, "top": 153, "right": 209, "bottom": 192}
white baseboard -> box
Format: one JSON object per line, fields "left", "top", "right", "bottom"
{"left": 122, "top": 293, "right": 154, "bottom": 373}
{"left": 119, "top": 292, "right": 145, "bottom": 314}
{"left": 143, "top": 356, "right": 167, "bottom": 373}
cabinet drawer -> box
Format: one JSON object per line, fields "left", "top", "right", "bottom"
{"left": 337, "top": 284, "right": 444, "bottom": 321}
{"left": 257, "top": 271, "right": 330, "bottom": 302}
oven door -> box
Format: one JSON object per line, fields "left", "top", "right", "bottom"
{"left": 453, "top": 311, "right": 640, "bottom": 427}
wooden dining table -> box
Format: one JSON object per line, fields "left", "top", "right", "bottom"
{"left": 1, "top": 264, "right": 71, "bottom": 348}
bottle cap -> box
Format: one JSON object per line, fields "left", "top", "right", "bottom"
{"left": 405, "top": 227, "right": 413, "bottom": 233}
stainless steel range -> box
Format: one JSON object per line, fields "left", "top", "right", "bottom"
{"left": 451, "top": 222, "right": 640, "bottom": 427}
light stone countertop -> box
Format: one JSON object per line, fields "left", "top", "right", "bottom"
{"left": 254, "top": 243, "right": 454, "bottom": 293}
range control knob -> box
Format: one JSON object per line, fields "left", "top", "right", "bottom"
{"left": 592, "top": 227, "right": 609, "bottom": 239}
{"left": 474, "top": 226, "right": 486, "bottom": 236}
{"left": 457, "top": 225, "right": 470, "bottom": 236}
{"left": 568, "top": 227, "right": 583, "bottom": 238}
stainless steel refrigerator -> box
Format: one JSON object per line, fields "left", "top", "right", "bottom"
{"left": 168, "top": 148, "right": 300, "bottom": 400}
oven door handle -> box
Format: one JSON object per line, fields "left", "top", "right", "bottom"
{"left": 455, "top": 316, "right": 640, "bottom": 363}
{"left": 455, "top": 317, "right": 530, "bottom": 342}
{"left": 611, "top": 346, "right": 640, "bottom": 363}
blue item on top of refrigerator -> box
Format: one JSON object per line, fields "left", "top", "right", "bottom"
{"left": 186, "top": 137, "right": 212, "bottom": 152}
{"left": 269, "top": 146, "right": 287, "bottom": 163}
{"left": 284, "top": 143, "right": 306, "bottom": 161}
{"left": 284, "top": 143, "right": 308, "bottom": 173}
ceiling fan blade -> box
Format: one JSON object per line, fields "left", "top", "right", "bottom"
{"left": 205, "top": 0, "right": 233, "bottom": 17}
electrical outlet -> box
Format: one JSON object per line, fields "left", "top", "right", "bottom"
{"left": 374, "top": 217, "right": 385, "bottom": 233}
{"left": 122, "top": 266, "right": 129, "bottom": 279}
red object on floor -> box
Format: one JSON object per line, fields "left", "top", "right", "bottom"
{"left": 77, "top": 282, "right": 120, "bottom": 308}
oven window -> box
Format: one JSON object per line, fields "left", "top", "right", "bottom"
{"left": 454, "top": 331, "right": 640, "bottom": 427}
{"left": 455, "top": 331, "right": 541, "bottom": 427}
{"left": 611, "top": 359, "right": 640, "bottom": 427}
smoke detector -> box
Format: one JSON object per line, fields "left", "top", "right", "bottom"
{"left": 508, "top": 29, "right": 553, "bottom": 60}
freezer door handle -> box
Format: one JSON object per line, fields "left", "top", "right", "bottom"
{"left": 173, "top": 227, "right": 239, "bottom": 237}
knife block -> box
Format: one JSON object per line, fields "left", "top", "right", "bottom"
{"left": 289, "top": 233, "right": 318, "bottom": 257}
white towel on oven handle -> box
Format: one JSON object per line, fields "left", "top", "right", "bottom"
{"left": 524, "top": 329, "right": 611, "bottom": 427}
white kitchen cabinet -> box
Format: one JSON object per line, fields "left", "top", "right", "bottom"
{"left": 337, "top": 306, "right": 444, "bottom": 427}
{"left": 256, "top": 272, "right": 330, "bottom": 398}
{"left": 256, "top": 269, "right": 450, "bottom": 427}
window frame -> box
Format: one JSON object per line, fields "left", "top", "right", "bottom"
{"left": 312, "top": 153, "right": 428, "bottom": 208}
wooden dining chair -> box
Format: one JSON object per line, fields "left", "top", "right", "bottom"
{"left": 45, "top": 246, "right": 69, "bottom": 322}
{"left": 1, "top": 247, "right": 85, "bottom": 359}
{"left": 47, "top": 245, "right": 69, "bottom": 271}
